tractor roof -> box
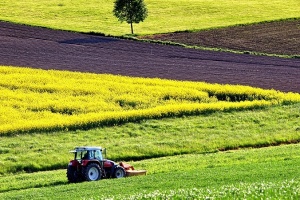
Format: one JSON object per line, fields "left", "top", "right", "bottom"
{"left": 70, "top": 146, "right": 103, "bottom": 152}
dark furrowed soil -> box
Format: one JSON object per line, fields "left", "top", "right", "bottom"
{"left": 142, "top": 19, "right": 300, "bottom": 56}
{"left": 0, "top": 21, "right": 299, "bottom": 93}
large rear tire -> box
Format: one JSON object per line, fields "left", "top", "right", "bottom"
{"left": 113, "top": 166, "right": 126, "bottom": 178}
{"left": 67, "top": 165, "right": 80, "bottom": 183}
{"left": 84, "top": 163, "right": 101, "bottom": 181}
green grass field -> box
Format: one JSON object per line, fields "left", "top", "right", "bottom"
{"left": 1, "top": 144, "right": 300, "bottom": 199}
{"left": 0, "top": 102, "right": 300, "bottom": 175}
{"left": 1, "top": 0, "right": 300, "bottom": 35}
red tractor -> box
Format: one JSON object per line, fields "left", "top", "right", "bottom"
{"left": 67, "top": 146, "right": 145, "bottom": 182}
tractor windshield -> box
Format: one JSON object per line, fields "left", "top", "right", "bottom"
{"left": 74, "top": 150, "right": 103, "bottom": 160}
{"left": 95, "top": 149, "right": 103, "bottom": 160}
{"left": 74, "top": 150, "right": 88, "bottom": 160}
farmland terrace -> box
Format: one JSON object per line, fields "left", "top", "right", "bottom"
{"left": 141, "top": 19, "right": 300, "bottom": 57}
{"left": 0, "top": 21, "right": 299, "bottom": 93}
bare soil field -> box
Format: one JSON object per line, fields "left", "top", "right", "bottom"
{"left": 142, "top": 19, "right": 300, "bottom": 56}
{"left": 0, "top": 21, "right": 299, "bottom": 93}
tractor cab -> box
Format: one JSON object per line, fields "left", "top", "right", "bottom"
{"left": 71, "top": 147, "right": 106, "bottom": 162}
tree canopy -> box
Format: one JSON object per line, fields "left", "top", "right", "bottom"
{"left": 113, "top": 0, "right": 148, "bottom": 34}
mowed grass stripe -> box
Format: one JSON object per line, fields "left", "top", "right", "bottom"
{"left": 1, "top": 143, "right": 300, "bottom": 198}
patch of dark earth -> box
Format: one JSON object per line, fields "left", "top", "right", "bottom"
{"left": 0, "top": 21, "right": 299, "bottom": 93}
{"left": 141, "top": 19, "right": 300, "bottom": 56}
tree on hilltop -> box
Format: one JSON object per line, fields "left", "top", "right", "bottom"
{"left": 113, "top": 0, "right": 148, "bottom": 34}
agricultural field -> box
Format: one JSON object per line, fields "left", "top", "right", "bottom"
{"left": 1, "top": 21, "right": 300, "bottom": 93}
{"left": 0, "top": 67, "right": 300, "bottom": 199}
{"left": 0, "top": 0, "right": 299, "bottom": 35}
{"left": 1, "top": 143, "right": 300, "bottom": 199}
{"left": 1, "top": 66, "right": 299, "bottom": 136}
{"left": 141, "top": 19, "right": 300, "bottom": 57}
{"left": 0, "top": 0, "right": 300, "bottom": 199}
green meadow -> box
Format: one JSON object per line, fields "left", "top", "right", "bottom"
{"left": 1, "top": 143, "right": 300, "bottom": 199}
{"left": 0, "top": 102, "right": 299, "bottom": 175}
{"left": 0, "top": 102, "right": 300, "bottom": 199}
{"left": 0, "top": 0, "right": 299, "bottom": 35}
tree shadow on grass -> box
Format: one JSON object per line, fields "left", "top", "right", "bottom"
{"left": 59, "top": 36, "right": 118, "bottom": 45}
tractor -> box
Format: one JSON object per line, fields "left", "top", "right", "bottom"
{"left": 67, "top": 146, "right": 146, "bottom": 182}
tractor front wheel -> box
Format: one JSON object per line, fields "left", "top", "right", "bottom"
{"left": 113, "top": 166, "right": 126, "bottom": 178}
{"left": 67, "top": 165, "right": 80, "bottom": 183}
{"left": 84, "top": 163, "right": 101, "bottom": 181}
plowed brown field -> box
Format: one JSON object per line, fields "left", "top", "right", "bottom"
{"left": 142, "top": 19, "right": 300, "bottom": 56}
{"left": 0, "top": 21, "right": 299, "bottom": 93}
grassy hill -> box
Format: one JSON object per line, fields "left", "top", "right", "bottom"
{"left": 1, "top": 144, "right": 300, "bottom": 199}
{"left": 0, "top": 0, "right": 299, "bottom": 35}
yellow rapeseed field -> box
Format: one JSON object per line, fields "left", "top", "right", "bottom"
{"left": 1, "top": 66, "right": 299, "bottom": 135}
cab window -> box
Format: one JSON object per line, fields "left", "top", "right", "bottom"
{"left": 95, "top": 150, "right": 103, "bottom": 160}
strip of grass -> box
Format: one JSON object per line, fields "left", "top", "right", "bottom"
{"left": 139, "top": 36, "right": 300, "bottom": 59}
{"left": 0, "top": 103, "right": 299, "bottom": 175}
{"left": 0, "top": 143, "right": 300, "bottom": 198}
{"left": 1, "top": 0, "right": 299, "bottom": 35}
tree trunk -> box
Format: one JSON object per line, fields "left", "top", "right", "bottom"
{"left": 130, "top": 22, "right": 134, "bottom": 34}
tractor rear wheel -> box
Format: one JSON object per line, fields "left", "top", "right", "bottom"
{"left": 113, "top": 166, "right": 126, "bottom": 178}
{"left": 84, "top": 163, "right": 101, "bottom": 181}
{"left": 67, "top": 165, "right": 80, "bottom": 183}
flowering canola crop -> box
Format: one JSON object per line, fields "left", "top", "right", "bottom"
{"left": 1, "top": 66, "right": 299, "bottom": 135}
